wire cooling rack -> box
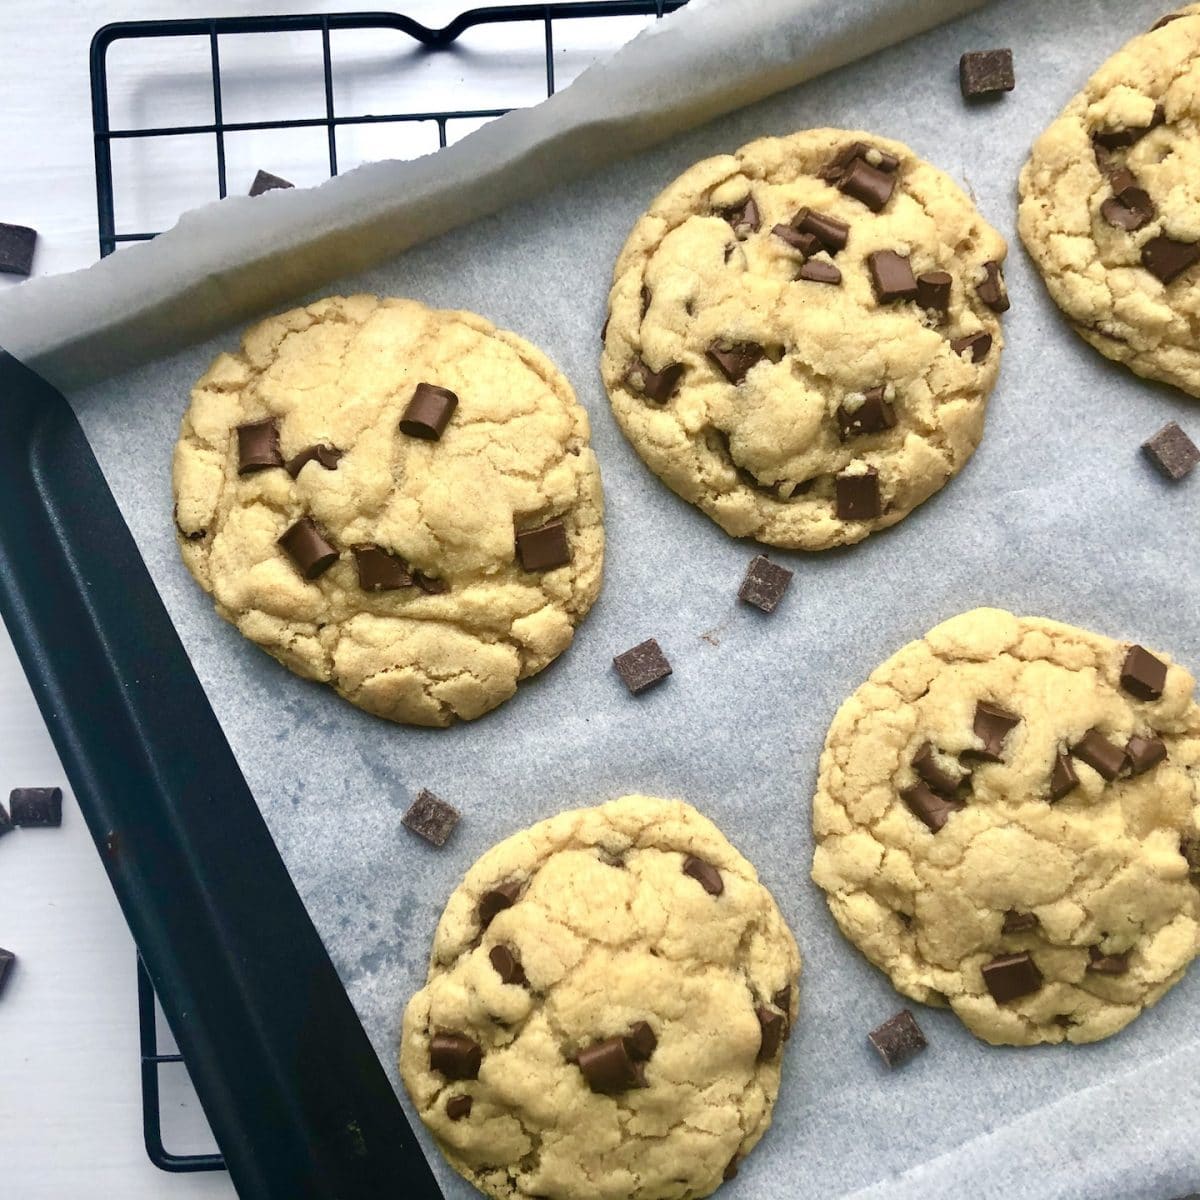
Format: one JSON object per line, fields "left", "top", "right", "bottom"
{"left": 89, "top": 0, "right": 686, "bottom": 1174}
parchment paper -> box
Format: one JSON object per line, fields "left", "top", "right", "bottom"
{"left": 18, "top": 0, "right": 1200, "bottom": 1197}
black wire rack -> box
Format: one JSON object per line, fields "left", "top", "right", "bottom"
{"left": 90, "top": 0, "right": 686, "bottom": 1175}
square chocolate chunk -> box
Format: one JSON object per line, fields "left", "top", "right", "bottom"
{"left": 0, "top": 948, "right": 14, "bottom": 998}
{"left": 614, "top": 639, "right": 672, "bottom": 695}
{"left": 0, "top": 223, "right": 38, "bottom": 277}
{"left": 959, "top": 49, "right": 1015, "bottom": 100}
{"left": 1143, "top": 422, "right": 1199, "bottom": 481}
{"left": 402, "top": 789, "right": 460, "bottom": 847}
{"left": 868, "top": 1009, "right": 927, "bottom": 1068}
{"left": 738, "top": 556, "right": 793, "bottom": 614}
{"left": 9, "top": 787, "right": 62, "bottom": 827}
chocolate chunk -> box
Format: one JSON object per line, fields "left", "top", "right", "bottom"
{"left": 286, "top": 443, "right": 342, "bottom": 478}
{"left": 614, "top": 638, "right": 672, "bottom": 695}
{"left": 1121, "top": 645, "right": 1168, "bottom": 701}
{"left": 400, "top": 382, "right": 458, "bottom": 440}
{"left": 0, "top": 949, "right": 14, "bottom": 998}
{"left": 1143, "top": 421, "right": 1200, "bottom": 481}
{"left": 772, "top": 224, "right": 821, "bottom": 255}
{"left": 868, "top": 251, "right": 918, "bottom": 303}
{"left": 835, "top": 468, "right": 881, "bottom": 521}
{"left": 1071, "top": 729, "right": 1128, "bottom": 781}
{"left": 917, "top": 271, "right": 952, "bottom": 311}
{"left": 772, "top": 985, "right": 792, "bottom": 1032}
{"left": 600, "top": 315, "right": 609, "bottom": 343}
{"left": 868, "top": 1009, "right": 927, "bottom": 1068}
{"left": 489, "top": 945, "right": 526, "bottom": 986}
{"left": 950, "top": 331, "right": 993, "bottom": 363}
{"left": 0, "top": 222, "right": 37, "bottom": 277}
{"left": 821, "top": 142, "right": 899, "bottom": 182}
{"left": 1087, "top": 946, "right": 1130, "bottom": 975}
{"left": 412, "top": 570, "right": 449, "bottom": 594}
{"left": 353, "top": 544, "right": 412, "bottom": 591}
{"left": 707, "top": 341, "right": 765, "bottom": 384}
{"left": 719, "top": 196, "right": 760, "bottom": 237}
{"left": 838, "top": 158, "right": 896, "bottom": 212}
{"left": 626, "top": 359, "right": 684, "bottom": 404}
{"left": 969, "top": 701, "right": 1021, "bottom": 762}
{"left": 913, "top": 743, "right": 961, "bottom": 796}
{"left": 959, "top": 49, "right": 1015, "bottom": 100}
{"left": 738, "top": 555, "right": 793, "bottom": 614}
{"left": 577, "top": 1036, "right": 646, "bottom": 1093}
{"left": 756, "top": 1005, "right": 785, "bottom": 1060}
{"left": 1002, "top": 910, "right": 1039, "bottom": 934}
{"left": 429, "top": 1032, "right": 482, "bottom": 1081}
{"left": 248, "top": 169, "right": 294, "bottom": 196}
{"left": 797, "top": 258, "right": 842, "bottom": 285}
{"left": 723, "top": 1157, "right": 740, "bottom": 1182}
{"left": 0, "top": 800, "right": 11, "bottom": 839}
{"left": 402, "top": 789, "right": 459, "bottom": 846}
{"left": 682, "top": 855, "right": 723, "bottom": 896}
{"left": 982, "top": 951, "right": 1043, "bottom": 1003}
{"left": 1142, "top": 235, "right": 1200, "bottom": 284}
{"left": 445, "top": 1095, "right": 473, "bottom": 1121}
{"left": 1126, "top": 734, "right": 1167, "bottom": 775}
{"left": 625, "top": 1021, "right": 657, "bottom": 1061}
{"left": 1101, "top": 183, "right": 1155, "bottom": 232}
{"left": 1093, "top": 105, "right": 1165, "bottom": 150}
{"left": 900, "top": 781, "right": 964, "bottom": 833}
{"left": 640, "top": 285, "right": 652, "bottom": 320}
{"left": 976, "top": 261, "right": 1009, "bottom": 312}
{"left": 515, "top": 519, "right": 571, "bottom": 571}
{"left": 1152, "top": 11, "right": 1185, "bottom": 30}
{"left": 9, "top": 787, "right": 62, "bottom": 827}
{"left": 237, "top": 418, "right": 284, "bottom": 475}
{"left": 278, "top": 517, "right": 339, "bottom": 580}
{"left": 793, "top": 208, "right": 850, "bottom": 254}
{"left": 1050, "top": 751, "right": 1079, "bottom": 800}
{"left": 837, "top": 387, "right": 897, "bottom": 439}
{"left": 478, "top": 881, "right": 522, "bottom": 929}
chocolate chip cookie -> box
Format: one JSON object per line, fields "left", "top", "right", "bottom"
{"left": 1019, "top": 7, "right": 1200, "bottom": 396}
{"left": 399, "top": 795, "right": 800, "bottom": 1198}
{"left": 811, "top": 608, "right": 1200, "bottom": 1046}
{"left": 601, "top": 129, "right": 1008, "bottom": 550}
{"left": 173, "top": 295, "right": 604, "bottom": 726}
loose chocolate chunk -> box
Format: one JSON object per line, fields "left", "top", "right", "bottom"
{"left": 626, "top": 359, "right": 684, "bottom": 404}
{"left": 707, "top": 340, "right": 765, "bottom": 384}
{"left": 9, "top": 787, "right": 62, "bottom": 828}
{"left": 286, "top": 443, "right": 342, "bottom": 478}
{"left": 913, "top": 743, "right": 961, "bottom": 796}
{"left": 797, "top": 258, "right": 842, "bottom": 285}
{"left": 1142, "top": 235, "right": 1200, "bottom": 284}
{"left": 353, "top": 544, "right": 412, "bottom": 592}
{"left": 868, "top": 250, "right": 918, "bottom": 303}
{"left": 278, "top": 517, "right": 339, "bottom": 580}
{"left": 837, "top": 158, "right": 896, "bottom": 212}
{"left": 837, "top": 387, "right": 897, "bottom": 439}
{"left": 400, "top": 382, "right": 458, "bottom": 440}
{"left": 429, "top": 1032, "right": 482, "bottom": 1081}
{"left": 577, "top": 1036, "right": 646, "bottom": 1093}
{"left": 1002, "top": 910, "right": 1039, "bottom": 934}
{"left": 1071, "top": 729, "right": 1128, "bottom": 781}
{"left": 1087, "top": 946, "right": 1130, "bottom": 975}
{"left": 1121, "top": 645, "right": 1168, "bottom": 701}
{"left": 682, "top": 855, "right": 724, "bottom": 896}
{"left": 720, "top": 195, "right": 760, "bottom": 237}
{"left": 738, "top": 555, "right": 793, "bottom": 614}
{"left": 1050, "top": 751, "right": 1079, "bottom": 801}
{"left": 970, "top": 701, "right": 1021, "bottom": 762}
{"left": 976, "top": 261, "right": 1009, "bottom": 312}
{"left": 625, "top": 1021, "right": 657, "bottom": 1061}
{"left": 959, "top": 49, "right": 1015, "bottom": 100}
{"left": 793, "top": 207, "right": 850, "bottom": 253}
{"left": 248, "top": 169, "right": 294, "bottom": 196}
{"left": 614, "top": 638, "right": 672, "bottom": 695}
{"left": 917, "top": 271, "right": 952, "bottom": 311}
{"left": 412, "top": 570, "right": 449, "bottom": 594}
{"left": 1092, "top": 105, "right": 1165, "bottom": 150}
{"left": 950, "top": 331, "right": 993, "bottom": 363}
{"left": 868, "top": 1009, "right": 927, "bottom": 1068}
{"left": 478, "top": 881, "right": 522, "bottom": 929}
{"left": 0, "top": 948, "right": 14, "bottom": 998}
{"left": 237, "top": 418, "right": 284, "bottom": 475}
{"left": 982, "top": 952, "right": 1043, "bottom": 1003}
{"left": 835, "top": 468, "right": 881, "bottom": 521}
{"left": 445, "top": 1095, "right": 473, "bottom": 1121}
{"left": 489, "top": 945, "right": 526, "bottom": 986}
{"left": 900, "top": 781, "right": 964, "bottom": 833}
{"left": 1143, "top": 421, "right": 1200, "bottom": 481}
{"left": 772, "top": 223, "right": 821, "bottom": 255}
{"left": 0, "top": 222, "right": 37, "bottom": 277}
{"left": 402, "top": 789, "right": 459, "bottom": 847}
{"left": 756, "top": 1005, "right": 785, "bottom": 1061}
{"left": 1126, "top": 734, "right": 1167, "bottom": 775}
{"left": 515, "top": 519, "right": 571, "bottom": 571}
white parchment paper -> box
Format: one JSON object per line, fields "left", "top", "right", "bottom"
{"left": 14, "top": 1, "right": 1200, "bottom": 1197}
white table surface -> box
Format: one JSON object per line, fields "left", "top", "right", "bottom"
{"left": 0, "top": 3, "right": 642, "bottom": 1195}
